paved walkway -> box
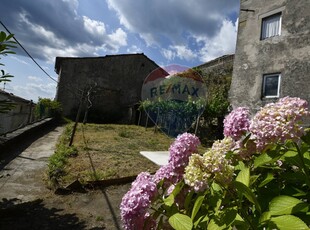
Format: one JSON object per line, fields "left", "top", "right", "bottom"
{"left": 0, "top": 126, "right": 64, "bottom": 202}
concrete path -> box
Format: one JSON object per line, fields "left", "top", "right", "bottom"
{"left": 140, "top": 151, "right": 169, "bottom": 166}
{"left": 0, "top": 126, "right": 64, "bottom": 202}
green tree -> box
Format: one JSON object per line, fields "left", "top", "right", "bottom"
{"left": 34, "top": 97, "right": 62, "bottom": 119}
{"left": 193, "top": 65, "right": 232, "bottom": 145}
{"left": 0, "top": 31, "right": 16, "bottom": 113}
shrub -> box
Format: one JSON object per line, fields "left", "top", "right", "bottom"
{"left": 120, "top": 97, "right": 310, "bottom": 229}
{"left": 34, "top": 97, "right": 63, "bottom": 119}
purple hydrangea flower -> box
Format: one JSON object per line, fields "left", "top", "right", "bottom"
{"left": 120, "top": 172, "right": 157, "bottom": 230}
{"left": 224, "top": 107, "right": 251, "bottom": 140}
{"left": 250, "top": 97, "right": 309, "bottom": 150}
{"left": 168, "top": 132, "right": 200, "bottom": 170}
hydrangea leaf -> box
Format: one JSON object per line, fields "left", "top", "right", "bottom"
{"left": 168, "top": 213, "right": 193, "bottom": 230}
{"left": 234, "top": 181, "right": 261, "bottom": 213}
{"left": 236, "top": 166, "right": 250, "bottom": 187}
{"left": 269, "top": 195, "right": 309, "bottom": 216}
{"left": 258, "top": 173, "right": 274, "bottom": 188}
{"left": 270, "top": 215, "right": 308, "bottom": 230}
{"left": 191, "top": 195, "right": 205, "bottom": 220}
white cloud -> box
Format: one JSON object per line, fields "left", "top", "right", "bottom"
{"left": 161, "top": 48, "right": 175, "bottom": 61}
{"left": 83, "top": 16, "right": 106, "bottom": 36}
{"left": 107, "top": 0, "right": 239, "bottom": 47}
{"left": 10, "top": 82, "right": 57, "bottom": 101}
{"left": 28, "top": 76, "right": 43, "bottom": 82}
{"left": 198, "top": 18, "right": 238, "bottom": 62}
{"left": 172, "top": 45, "right": 197, "bottom": 61}
{"left": 161, "top": 45, "right": 197, "bottom": 61}
{"left": 127, "top": 45, "right": 142, "bottom": 53}
{"left": 10, "top": 56, "right": 29, "bottom": 65}
{"left": 108, "top": 28, "right": 127, "bottom": 48}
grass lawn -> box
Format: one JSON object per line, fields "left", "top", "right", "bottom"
{"left": 50, "top": 123, "right": 174, "bottom": 185}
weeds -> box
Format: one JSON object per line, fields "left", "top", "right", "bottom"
{"left": 48, "top": 123, "right": 177, "bottom": 187}
{"left": 47, "top": 123, "right": 77, "bottom": 185}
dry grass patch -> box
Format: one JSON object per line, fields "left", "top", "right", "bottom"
{"left": 61, "top": 124, "right": 173, "bottom": 185}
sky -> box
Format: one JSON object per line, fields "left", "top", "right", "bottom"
{"left": 0, "top": 0, "right": 240, "bottom": 102}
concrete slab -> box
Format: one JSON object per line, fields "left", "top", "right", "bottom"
{"left": 0, "top": 126, "right": 64, "bottom": 202}
{"left": 140, "top": 151, "right": 170, "bottom": 166}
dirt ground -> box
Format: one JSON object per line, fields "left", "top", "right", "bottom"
{"left": 0, "top": 126, "right": 131, "bottom": 230}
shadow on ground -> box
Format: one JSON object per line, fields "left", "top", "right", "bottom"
{"left": 0, "top": 122, "right": 60, "bottom": 171}
{"left": 0, "top": 198, "right": 92, "bottom": 230}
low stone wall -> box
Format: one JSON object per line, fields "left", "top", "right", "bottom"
{"left": 0, "top": 118, "right": 58, "bottom": 154}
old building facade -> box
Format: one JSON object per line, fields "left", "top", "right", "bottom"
{"left": 55, "top": 53, "right": 159, "bottom": 124}
{"left": 229, "top": 0, "right": 310, "bottom": 112}
{"left": 0, "top": 90, "right": 35, "bottom": 134}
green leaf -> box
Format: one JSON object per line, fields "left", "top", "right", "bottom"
{"left": 283, "top": 150, "right": 303, "bottom": 168}
{"left": 164, "top": 181, "right": 184, "bottom": 207}
{"left": 270, "top": 215, "right": 309, "bottom": 230}
{"left": 254, "top": 152, "right": 274, "bottom": 168}
{"left": 191, "top": 195, "right": 204, "bottom": 220}
{"left": 184, "top": 191, "right": 194, "bottom": 211}
{"left": 164, "top": 193, "right": 175, "bottom": 207}
{"left": 232, "top": 214, "right": 249, "bottom": 230}
{"left": 220, "top": 208, "right": 237, "bottom": 227}
{"left": 269, "top": 195, "right": 309, "bottom": 216}
{"left": 0, "top": 31, "right": 5, "bottom": 41}
{"left": 259, "top": 211, "right": 271, "bottom": 224}
{"left": 236, "top": 166, "right": 250, "bottom": 187}
{"left": 258, "top": 173, "right": 274, "bottom": 187}
{"left": 207, "top": 219, "right": 224, "bottom": 230}
{"left": 234, "top": 181, "right": 261, "bottom": 213}
{"left": 235, "top": 160, "right": 245, "bottom": 171}
{"left": 168, "top": 213, "right": 193, "bottom": 230}
{"left": 301, "top": 130, "right": 310, "bottom": 145}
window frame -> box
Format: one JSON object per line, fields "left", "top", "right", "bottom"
{"left": 260, "top": 12, "right": 282, "bottom": 40}
{"left": 262, "top": 73, "right": 281, "bottom": 98}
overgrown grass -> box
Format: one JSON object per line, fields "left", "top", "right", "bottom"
{"left": 48, "top": 123, "right": 176, "bottom": 186}
{"left": 47, "top": 123, "right": 77, "bottom": 185}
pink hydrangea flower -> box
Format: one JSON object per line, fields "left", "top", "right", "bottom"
{"left": 168, "top": 132, "right": 200, "bottom": 170}
{"left": 224, "top": 107, "right": 251, "bottom": 140}
{"left": 250, "top": 97, "right": 309, "bottom": 150}
{"left": 120, "top": 172, "right": 157, "bottom": 230}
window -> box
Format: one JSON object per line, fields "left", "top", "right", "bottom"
{"left": 261, "top": 13, "right": 281, "bottom": 40}
{"left": 263, "top": 74, "right": 281, "bottom": 98}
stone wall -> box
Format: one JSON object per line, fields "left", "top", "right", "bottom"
{"left": 229, "top": 0, "right": 310, "bottom": 113}
{"left": 0, "top": 91, "right": 35, "bottom": 134}
{"left": 55, "top": 54, "right": 159, "bottom": 124}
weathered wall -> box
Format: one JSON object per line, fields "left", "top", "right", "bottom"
{"left": 55, "top": 54, "right": 159, "bottom": 123}
{"left": 229, "top": 0, "right": 310, "bottom": 113}
{"left": 0, "top": 92, "right": 35, "bottom": 134}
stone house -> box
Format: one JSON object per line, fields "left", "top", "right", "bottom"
{"left": 229, "top": 0, "right": 310, "bottom": 113}
{"left": 0, "top": 90, "right": 35, "bottom": 134}
{"left": 55, "top": 53, "right": 160, "bottom": 124}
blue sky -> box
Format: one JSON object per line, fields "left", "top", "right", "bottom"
{"left": 0, "top": 0, "right": 239, "bottom": 101}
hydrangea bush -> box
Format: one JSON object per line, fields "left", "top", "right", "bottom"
{"left": 120, "top": 97, "right": 310, "bottom": 229}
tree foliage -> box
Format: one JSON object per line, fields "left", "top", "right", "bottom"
{"left": 34, "top": 97, "right": 63, "bottom": 119}
{"left": 193, "top": 66, "right": 232, "bottom": 145}
{"left": 0, "top": 31, "right": 17, "bottom": 113}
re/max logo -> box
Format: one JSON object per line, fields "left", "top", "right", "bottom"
{"left": 150, "top": 84, "right": 199, "bottom": 98}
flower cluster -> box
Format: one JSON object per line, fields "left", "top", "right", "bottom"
{"left": 120, "top": 96, "right": 310, "bottom": 229}
{"left": 184, "top": 138, "right": 234, "bottom": 192}
{"left": 168, "top": 132, "right": 200, "bottom": 170}
{"left": 224, "top": 107, "right": 250, "bottom": 140}
{"left": 250, "top": 97, "right": 309, "bottom": 150}
{"left": 120, "top": 172, "right": 157, "bottom": 230}
{"left": 120, "top": 133, "right": 200, "bottom": 229}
